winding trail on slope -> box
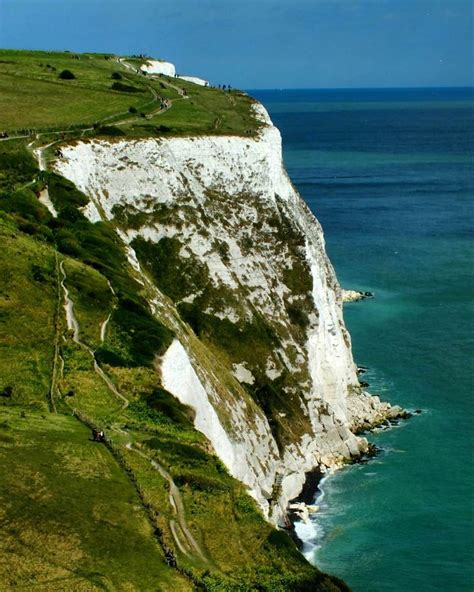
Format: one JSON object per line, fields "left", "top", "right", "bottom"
{"left": 126, "top": 443, "right": 208, "bottom": 563}
{"left": 59, "top": 260, "right": 129, "bottom": 411}
{"left": 152, "top": 77, "right": 190, "bottom": 98}
{"left": 100, "top": 313, "right": 112, "bottom": 344}
{"left": 99, "top": 279, "right": 116, "bottom": 344}
{"left": 30, "top": 142, "right": 58, "bottom": 217}
{"left": 47, "top": 251, "right": 62, "bottom": 413}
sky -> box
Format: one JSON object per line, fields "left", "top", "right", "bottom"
{"left": 0, "top": 0, "right": 472, "bottom": 89}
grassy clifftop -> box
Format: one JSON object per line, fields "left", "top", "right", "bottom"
{"left": 0, "top": 49, "right": 260, "bottom": 138}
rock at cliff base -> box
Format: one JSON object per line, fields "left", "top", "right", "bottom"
{"left": 342, "top": 289, "right": 374, "bottom": 302}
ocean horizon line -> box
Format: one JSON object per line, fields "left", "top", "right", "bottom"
{"left": 247, "top": 85, "right": 474, "bottom": 92}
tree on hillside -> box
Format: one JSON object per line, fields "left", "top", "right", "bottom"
{"left": 111, "top": 72, "right": 122, "bottom": 80}
{"left": 59, "top": 69, "right": 75, "bottom": 80}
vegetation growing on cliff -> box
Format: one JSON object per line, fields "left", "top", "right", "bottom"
{"left": 126, "top": 186, "right": 317, "bottom": 452}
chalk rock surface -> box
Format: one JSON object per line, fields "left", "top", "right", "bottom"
{"left": 140, "top": 59, "right": 176, "bottom": 77}
{"left": 179, "top": 75, "right": 209, "bottom": 86}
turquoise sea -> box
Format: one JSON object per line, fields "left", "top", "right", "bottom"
{"left": 252, "top": 88, "right": 474, "bottom": 591}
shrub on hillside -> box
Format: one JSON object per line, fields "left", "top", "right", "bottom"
{"left": 110, "top": 297, "right": 173, "bottom": 366}
{"left": 111, "top": 81, "right": 143, "bottom": 93}
{"left": 145, "top": 388, "right": 194, "bottom": 427}
{"left": 95, "top": 125, "right": 126, "bottom": 136}
{"left": 94, "top": 347, "right": 128, "bottom": 367}
{"left": 0, "top": 189, "right": 51, "bottom": 225}
{"left": 59, "top": 69, "right": 75, "bottom": 80}
{"left": 47, "top": 173, "right": 89, "bottom": 211}
{"left": 132, "top": 235, "right": 209, "bottom": 302}
{"left": 128, "top": 106, "right": 137, "bottom": 114}
{"left": 174, "top": 471, "right": 230, "bottom": 493}
{"left": 0, "top": 148, "right": 37, "bottom": 193}
{"left": 111, "top": 71, "right": 122, "bottom": 80}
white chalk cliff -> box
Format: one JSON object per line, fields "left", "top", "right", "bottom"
{"left": 178, "top": 75, "right": 209, "bottom": 86}
{"left": 54, "top": 102, "right": 403, "bottom": 524}
{"left": 140, "top": 59, "right": 176, "bottom": 77}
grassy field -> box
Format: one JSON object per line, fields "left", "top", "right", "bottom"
{"left": 0, "top": 407, "right": 192, "bottom": 591}
{"left": 0, "top": 49, "right": 260, "bottom": 137}
{"left": 60, "top": 258, "right": 113, "bottom": 349}
{"left": 0, "top": 73, "right": 147, "bottom": 130}
{"left": 0, "top": 50, "right": 156, "bottom": 131}
{"left": 0, "top": 220, "right": 57, "bottom": 409}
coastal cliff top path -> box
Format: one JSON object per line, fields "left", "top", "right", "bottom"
{"left": 0, "top": 49, "right": 261, "bottom": 140}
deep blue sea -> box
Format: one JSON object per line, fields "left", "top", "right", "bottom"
{"left": 252, "top": 88, "right": 474, "bottom": 591}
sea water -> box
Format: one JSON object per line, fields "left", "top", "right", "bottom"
{"left": 252, "top": 88, "right": 474, "bottom": 591}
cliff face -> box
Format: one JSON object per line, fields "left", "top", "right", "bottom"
{"left": 140, "top": 59, "right": 176, "bottom": 77}
{"left": 54, "top": 103, "right": 399, "bottom": 523}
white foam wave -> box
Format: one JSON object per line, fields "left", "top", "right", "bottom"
{"left": 293, "top": 472, "right": 333, "bottom": 558}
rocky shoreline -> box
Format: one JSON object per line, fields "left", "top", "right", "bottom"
{"left": 285, "top": 404, "right": 418, "bottom": 549}
{"left": 347, "top": 391, "right": 412, "bottom": 434}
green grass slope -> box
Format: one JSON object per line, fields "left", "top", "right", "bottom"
{"left": 0, "top": 228, "right": 57, "bottom": 408}
{"left": 0, "top": 50, "right": 149, "bottom": 131}
{"left": 0, "top": 408, "right": 191, "bottom": 591}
